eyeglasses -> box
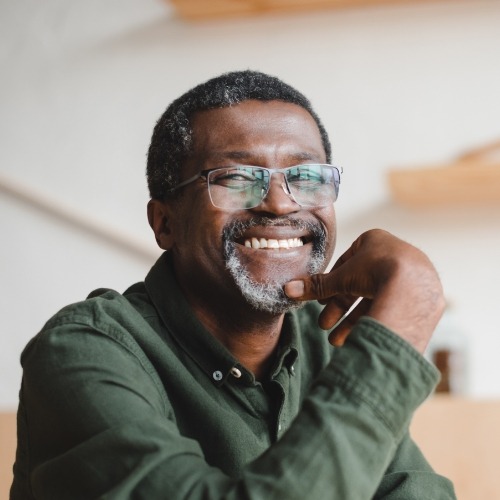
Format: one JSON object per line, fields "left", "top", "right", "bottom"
{"left": 169, "top": 164, "right": 342, "bottom": 210}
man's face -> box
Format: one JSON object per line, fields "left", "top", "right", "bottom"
{"left": 163, "top": 99, "right": 337, "bottom": 314}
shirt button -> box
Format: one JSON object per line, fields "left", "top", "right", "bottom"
{"left": 212, "top": 370, "right": 223, "bottom": 381}
{"left": 230, "top": 367, "right": 242, "bottom": 378}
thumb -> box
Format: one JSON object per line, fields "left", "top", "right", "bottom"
{"left": 285, "top": 265, "right": 375, "bottom": 302}
{"left": 284, "top": 273, "right": 341, "bottom": 301}
{"left": 284, "top": 273, "right": 362, "bottom": 313}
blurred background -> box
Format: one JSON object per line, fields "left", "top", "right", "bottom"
{"left": 1, "top": 1, "right": 500, "bottom": 497}
{"left": 2, "top": 0, "right": 500, "bottom": 409}
{"left": 0, "top": 0, "right": 500, "bottom": 402}
{"left": 0, "top": 0, "right": 500, "bottom": 398}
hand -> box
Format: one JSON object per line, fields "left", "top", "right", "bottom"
{"left": 284, "top": 229, "right": 445, "bottom": 354}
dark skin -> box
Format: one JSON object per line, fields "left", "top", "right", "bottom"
{"left": 149, "top": 100, "right": 445, "bottom": 379}
{"left": 148, "top": 100, "right": 336, "bottom": 378}
{"left": 284, "top": 229, "right": 445, "bottom": 354}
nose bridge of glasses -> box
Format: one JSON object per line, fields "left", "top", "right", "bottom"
{"left": 256, "top": 168, "right": 297, "bottom": 211}
{"left": 266, "top": 168, "right": 292, "bottom": 194}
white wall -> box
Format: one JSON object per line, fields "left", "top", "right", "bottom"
{"left": 1, "top": 0, "right": 499, "bottom": 409}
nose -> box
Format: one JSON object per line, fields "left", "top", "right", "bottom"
{"left": 251, "top": 173, "right": 300, "bottom": 216}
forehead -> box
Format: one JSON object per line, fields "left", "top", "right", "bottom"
{"left": 188, "top": 100, "right": 326, "bottom": 164}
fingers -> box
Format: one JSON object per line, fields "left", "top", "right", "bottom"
{"left": 317, "top": 299, "right": 345, "bottom": 331}
{"left": 327, "top": 298, "right": 371, "bottom": 344}
{"left": 317, "top": 295, "right": 359, "bottom": 330}
{"left": 328, "top": 325, "right": 351, "bottom": 347}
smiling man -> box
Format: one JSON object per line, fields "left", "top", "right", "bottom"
{"left": 11, "top": 71, "right": 456, "bottom": 499}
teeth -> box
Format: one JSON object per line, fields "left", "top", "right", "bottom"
{"left": 243, "top": 237, "right": 304, "bottom": 249}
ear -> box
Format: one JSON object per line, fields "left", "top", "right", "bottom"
{"left": 147, "top": 199, "right": 175, "bottom": 250}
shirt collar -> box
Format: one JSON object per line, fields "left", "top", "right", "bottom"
{"left": 144, "top": 252, "right": 300, "bottom": 386}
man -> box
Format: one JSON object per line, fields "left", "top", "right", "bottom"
{"left": 11, "top": 70, "right": 456, "bottom": 499}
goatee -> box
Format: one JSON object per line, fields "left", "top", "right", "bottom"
{"left": 222, "top": 216, "right": 327, "bottom": 314}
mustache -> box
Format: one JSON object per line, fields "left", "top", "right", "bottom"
{"left": 222, "top": 216, "right": 326, "bottom": 243}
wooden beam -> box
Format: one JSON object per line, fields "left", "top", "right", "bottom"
{"left": 0, "top": 173, "right": 159, "bottom": 262}
{"left": 169, "top": 0, "right": 445, "bottom": 20}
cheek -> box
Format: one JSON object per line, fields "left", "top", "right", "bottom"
{"left": 319, "top": 208, "right": 337, "bottom": 254}
{"left": 175, "top": 203, "right": 230, "bottom": 254}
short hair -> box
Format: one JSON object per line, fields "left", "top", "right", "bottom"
{"left": 146, "top": 70, "right": 332, "bottom": 200}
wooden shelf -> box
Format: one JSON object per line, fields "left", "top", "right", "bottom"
{"left": 169, "top": 0, "right": 447, "bottom": 20}
{"left": 388, "top": 140, "right": 500, "bottom": 207}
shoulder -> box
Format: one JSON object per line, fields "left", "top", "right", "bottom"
{"left": 20, "top": 283, "right": 171, "bottom": 410}
{"left": 21, "top": 284, "right": 153, "bottom": 363}
{"left": 47, "top": 286, "right": 146, "bottom": 329}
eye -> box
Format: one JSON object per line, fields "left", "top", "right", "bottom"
{"left": 209, "top": 168, "right": 261, "bottom": 188}
{"left": 288, "top": 166, "right": 324, "bottom": 186}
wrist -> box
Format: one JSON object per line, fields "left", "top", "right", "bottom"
{"left": 368, "top": 259, "right": 445, "bottom": 354}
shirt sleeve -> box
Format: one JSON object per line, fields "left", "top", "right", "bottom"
{"left": 14, "top": 314, "right": 456, "bottom": 500}
{"left": 374, "top": 431, "right": 456, "bottom": 499}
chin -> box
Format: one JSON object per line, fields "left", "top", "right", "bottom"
{"left": 225, "top": 246, "right": 319, "bottom": 315}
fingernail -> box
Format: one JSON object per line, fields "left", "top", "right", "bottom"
{"left": 284, "top": 280, "right": 305, "bottom": 298}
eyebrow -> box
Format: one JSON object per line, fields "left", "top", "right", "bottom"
{"left": 209, "top": 150, "right": 324, "bottom": 163}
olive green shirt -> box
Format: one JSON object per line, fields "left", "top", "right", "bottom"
{"left": 11, "top": 252, "right": 456, "bottom": 499}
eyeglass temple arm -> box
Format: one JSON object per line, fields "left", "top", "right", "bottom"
{"left": 168, "top": 172, "right": 204, "bottom": 193}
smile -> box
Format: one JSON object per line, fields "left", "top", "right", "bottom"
{"left": 243, "top": 237, "right": 304, "bottom": 250}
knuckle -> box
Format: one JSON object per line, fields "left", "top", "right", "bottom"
{"left": 309, "top": 274, "right": 329, "bottom": 300}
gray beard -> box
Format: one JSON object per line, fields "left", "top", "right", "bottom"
{"left": 223, "top": 217, "right": 327, "bottom": 314}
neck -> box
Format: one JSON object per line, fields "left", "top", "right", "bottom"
{"left": 200, "top": 309, "right": 285, "bottom": 381}
{"left": 177, "top": 276, "right": 286, "bottom": 380}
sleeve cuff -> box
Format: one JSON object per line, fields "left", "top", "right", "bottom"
{"left": 321, "top": 316, "right": 440, "bottom": 441}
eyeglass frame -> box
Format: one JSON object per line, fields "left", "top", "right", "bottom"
{"left": 167, "top": 163, "right": 343, "bottom": 209}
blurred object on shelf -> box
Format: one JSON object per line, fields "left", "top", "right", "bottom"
{"left": 388, "top": 139, "right": 500, "bottom": 207}
{"left": 425, "top": 303, "right": 468, "bottom": 395}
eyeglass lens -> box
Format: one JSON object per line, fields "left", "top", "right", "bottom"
{"left": 206, "top": 165, "right": 339, "bottom": 209}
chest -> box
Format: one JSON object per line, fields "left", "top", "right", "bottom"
{"left": 161, "top": 361, "right": 303, "bottom": 476}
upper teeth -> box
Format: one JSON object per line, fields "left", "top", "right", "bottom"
{"left": 244, "top": 237, "right": 304, "bottom": 249}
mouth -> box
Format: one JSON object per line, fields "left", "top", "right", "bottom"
{"left": 223, "top": 216, "right": 328, "bottom": 283}
{"left": 242, "top": 236, "right": 305, "bottom": 250}
{"left": 223, "top": 216, "right": 323, "bottom": 257}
